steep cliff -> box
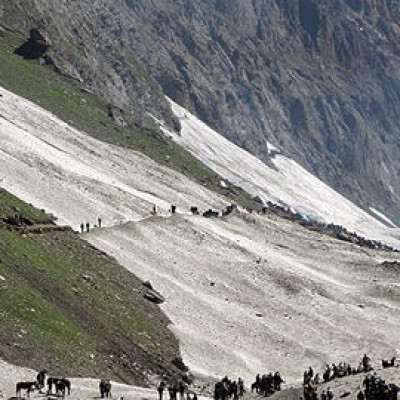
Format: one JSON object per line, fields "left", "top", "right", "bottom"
{"left": 2, "top": 0, "right": 400, "bottom": 223}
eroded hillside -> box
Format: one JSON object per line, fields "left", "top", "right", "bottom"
{"left": 0, "top": 190, "right": 182, "bottom": 385}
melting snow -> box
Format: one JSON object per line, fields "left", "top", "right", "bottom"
{"left": 164, "top": 98, "right": 400, "bottom": 249}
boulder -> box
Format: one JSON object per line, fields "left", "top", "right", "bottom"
{"left": 143, "top": 288, "right": 165, "bottom": 304}
{"left": 14, "top": 28, "right": 51, "bottom": 59}
{"left": 142, "top": 280, "right": 153, "bottom": 289}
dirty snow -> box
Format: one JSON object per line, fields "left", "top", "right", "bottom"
{"left": 0, "top": 86, "right": 400, "bottom": 387}
{"left": 0, "top": 88, "right": 227, "bottom": 230}
{"left": 164, "top": 99, "right": 400, "bottom": 249}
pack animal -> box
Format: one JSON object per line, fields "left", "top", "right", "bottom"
{"left": 382, "top": 357, "right": 396, "bottom": 368}
{"left": 251, "top": 381, "right": 260, "bottom": 393}
{"left": 16, "top": 381, "right": 37, "bottom": 398}
{"left": 47, "top": 377, "right": 71, "bottom": 396}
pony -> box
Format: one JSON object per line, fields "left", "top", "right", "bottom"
{"left": 382, "top": 357, "right": 396, "bottom": 368}
{"left": 16, "top": 381, "right": 37, "bottom": 397}
{"left": 250, "top": 381, "right": 260, "bottom": 393}
{"left": 47, "top": 377, "right": 71, "bottom": 396}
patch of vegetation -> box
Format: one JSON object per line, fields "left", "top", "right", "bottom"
{"left": 0, "top": 190, "right": 54, "bottom": 223}
{"left": 0, "top": 31, "right": 253, "bottom": 207}
{"left": 0, "top": 190, "right": 181, "bottom": 384}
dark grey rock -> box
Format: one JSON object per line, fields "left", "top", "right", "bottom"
{"left": 144, "top": 289, "right": 165, "bottom": 304}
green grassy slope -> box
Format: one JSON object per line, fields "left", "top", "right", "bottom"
{"left": 0, "top": 190, "right": 181, "bottom": 384}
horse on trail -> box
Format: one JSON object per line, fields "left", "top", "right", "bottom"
{"left": 47, "top": 377, "right": 71, "bottom": 396}
{"left": 16, "top": 381, "right": 37, "bottom": 397}
{"left": 382, "top": 357, "right": 396, "bottom": 368}
{"left": 251, "top": 381, "right": 260, "bottom": 393}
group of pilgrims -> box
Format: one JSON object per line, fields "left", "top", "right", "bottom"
{"left": 303, "top": 355, "right": 399, "bottom": 400}
{"left": 157, "top": 380, "right": 198, "bottom": 400}
{"left": 207, "top": 354, "right": 398, "bottom": 400}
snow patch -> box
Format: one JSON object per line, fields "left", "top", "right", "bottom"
{"left": 369, "top": 207, "right": 397, "bottom": 228}
{"left": 164, "top": 98, "right": 400, "bottom": 249}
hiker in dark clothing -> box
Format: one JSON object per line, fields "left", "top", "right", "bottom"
{"left": 80, "top": 222, "right": 84, "bottom": 233}
{"left": 157, "top": 381, "right": 166, "bottom": 400}
{"left": 273, "top": 372, "right": 284, "bottom": 391}
{"left": 36, "top": 369, "right": 46, "bottom": 389}
{"left": 86, "top": 222, "right": 90, "bottom": 232}
{"left": 362, "top": 354, "right": 370, "bottom": 372}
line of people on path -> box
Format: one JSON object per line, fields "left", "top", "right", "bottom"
{"left": 80, "top": 217, "right": 102, "bottom": 233}
{"left": 319, "top": 354, "right": 374, "bottom": 384}
{"left": 151, "top": 203, "right": 237, "bottom": 219}
{"left": 157, "top": 379, "right": 198, "bottom": 400}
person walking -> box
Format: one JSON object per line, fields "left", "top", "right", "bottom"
{"left": 157, "top": 381, "right": 166, "bottom": 400}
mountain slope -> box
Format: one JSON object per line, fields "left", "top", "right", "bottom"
{"left": 164, "top": 99, "right": 399, "bottom": 249}
{"left": 0, "top": 84, "right": 399, "bottom": 384}
{"left": 2, "top": 0, "right": 400, "bottom": 224}
{"left": 0, "top": 190, "right": 181, "bottom": 385}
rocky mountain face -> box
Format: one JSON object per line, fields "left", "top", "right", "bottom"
{"left": 2, "top": 0, "right": 400, "bottom": 224}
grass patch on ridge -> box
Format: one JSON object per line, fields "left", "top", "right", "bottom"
{"left": 0, "top": 190, "right": 180, "bottom": 384}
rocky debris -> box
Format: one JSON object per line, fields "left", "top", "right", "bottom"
{"left": 202, "top": 209, "right": 219, "bottom": 218}
{"left": 3, "top": 215, "right": 33, "bottom": 226}
{"left": 82, "top": 274, "right": 92, "bottom": 282}
{"left": 107, "top": 104, "right": 127, "bottom": 127}
{"left": 14, "top": 28, "right": 51, "bottom": 59}
{"left": 143, "top": 288, "right": 165, "bottom": 304}
{"left": 142, "top": 280, "right": 153, "bottom": 290}
{"left": 0, "top": 217, "right": 71, "bottom": 235}
{"left": 261, "top": 201, "right": 398, "bottom": 252}
{"left": 171, "top": 356, "right": 189, "bottom": 372}
{"left": 380, "top": 261, "right": 400, "bottom": 268}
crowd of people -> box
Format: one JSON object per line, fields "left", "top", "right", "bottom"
{"left": 213, "top": 376, "right": 245, "bottom": 400}
{"left": 302, "top": 355, "right": 398, "bottom": 400}
{"left": 250, "top": 372, "right": 285, "bottom": 397}
{"left": 361, "top": 373, "right": 399, "bottom": 400}
{"left": 318, "top": 354, "right": 373, "bottom": 383}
